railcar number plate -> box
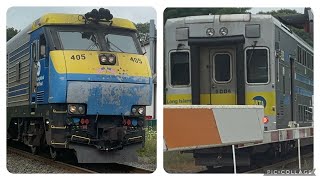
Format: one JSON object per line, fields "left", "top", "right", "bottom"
{"left": 215, "top": 89, "right": 231, "bottom": 94}
{"left": 130, "top": 57, "right": 142, "bottom": 64}
{"left": 70, "top": 54, "right": 86, "bottom": 60}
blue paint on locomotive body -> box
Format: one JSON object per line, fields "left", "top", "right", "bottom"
{"left": 48, "top": 57, "right": 67, "bottom": 103}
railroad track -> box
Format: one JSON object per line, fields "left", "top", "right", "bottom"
{"left": 7, "top": 145, "right": 153, "bottom": 173}
{"left": 7, "top": 146, "right": 96, "bottom": 173}
{"left": 199, "top": 145, "right": 313, "bottom": 173}
{"left": 78, "top": 163, "right": 153, "bottom": 173}
{"left": 246, "top": 152, "right": 313, "bottom": 173}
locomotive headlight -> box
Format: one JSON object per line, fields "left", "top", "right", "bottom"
{"left": 100, "top": 55, "right": 108, "bottom": 63}
{"left": 138, "top": 107, "right": 144, "bottom": 115}
{"left": 99, "top": 54, "right": 116, "bottom": 65}
{"left": 68, "top": 104, "right": 86, "bottom": 115}
{"left": 78, "top": 105, "right": 86, "bottom": 114}
{"left": 206, "top": 28, "right": 215, "bottom": 36}
{"left": 131, "top": 106, "right": 145, "bottom": 116}
{"left": 107, "top": 55, "right": 116, "bottom": 64}
{"left": 69, "top": 105, "right": 77, "bottom": 114}
{"left": 219, "top": 27, "right": 228, "bottom": 36}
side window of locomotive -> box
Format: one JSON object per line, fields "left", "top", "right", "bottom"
{"left": 58, "top": 31, "right": 99, "bottom": 50}
{"left": 246, "top": 49, "right": 269, "bottom": 83}
{"left": 170, "top": 52, "right": 190, "bottom": 86}
{"left": 31, "top": 42, "right": 37, "bottom": 61}
{"left": 105, "top": 34, "right": 139, "bottom": 54}
{"left": 39, "top": 34, "right": 46, "bottom": 59}
{"left": 214, "top": 53, "right": 231, "bottom": 82}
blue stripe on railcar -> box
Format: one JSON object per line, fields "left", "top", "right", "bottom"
{"left": 295, "top": 86, "right": 313, "bottom": 97}
{"left": 8, "top": 89, "right": 28, "bottom": 97}
{"left": 8, "top": 83, "right": 28, "bottom": 92}
{"left": 295, "top": 73, "right": 313, "bottom": 86}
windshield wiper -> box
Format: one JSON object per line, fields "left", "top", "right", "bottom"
{"left": 106, "top": 37, "right": 124, "bottom": 53}
{"left": 87, "top": 41, "right": 99, "bottom": 50}
{"left": 86, "top": 35, "right": 99, "bottom": 50}
{"left": 247, "top": 41, "right": 258, "bottom": 76}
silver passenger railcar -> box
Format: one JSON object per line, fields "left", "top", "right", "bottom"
{"left": 165, "top": 14, "right": 313, "bottom": 131}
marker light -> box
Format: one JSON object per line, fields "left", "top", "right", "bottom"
{"left": 219, "top": 27, "right": 228, "bottom": 36}
{"left": 84, "top": 118, "right": 90, "bottom": 125}
{"left": 126, "top": 119, "right": 131, "bottom": 126}
{"left": 263, "top": 116, "right": 269, "bottom": 124}
{"left": 132, "top": 119, "right": 138, "bottom": 126}
{"left": 206, "top": 28, "right": 215, "bottom": 36}
{"left": 138, "top": 120, "right": 144, "bottom": 127}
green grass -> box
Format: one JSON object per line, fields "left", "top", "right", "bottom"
{"left": 137, "top": 127, "right": 157, "bottom": 164}
{"left": 164, "top": 151, "right": 201, "bottom": 172}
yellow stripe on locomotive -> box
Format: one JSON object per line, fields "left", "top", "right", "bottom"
{"left": 50, "top": 51, "right": 151, "bottom": 78}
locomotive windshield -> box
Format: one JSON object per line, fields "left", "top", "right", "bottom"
{"left": 53, "top": 26, "right": 142, "bottom": 54}
{"left": 105, "top": 34, "right": 138, "bottom": 54}
{"left": 58, "top": 31, "right": 100, "bottom": 50}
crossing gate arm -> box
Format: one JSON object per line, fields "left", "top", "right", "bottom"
{"left": 163, "top": 105, "right": 264, "bottom": 151}
{"left": 237, "top": 126, "right": 314, "bottom": 148}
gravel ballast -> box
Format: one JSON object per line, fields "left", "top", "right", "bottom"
{"left": 7, "top": 151, "right": 71, "bottom": 173}
{"left": 7, "top": 151, "right": 156, "bottom": 173}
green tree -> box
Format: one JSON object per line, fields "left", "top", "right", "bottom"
{"left": 135, "top": 22, "right": 150, "bottom": 34}
{"left": 258, "top": 9, "right": 313, "bottom": 46}
{"left": 7, "top": 27, "right": 19, "bottom": 41}
{"left": 164, "top": 8, "right": 251, "bottom": 22}
{"left": 135, "top": 22, "right": 157, "bottom": 46}
{"left": 257, "top": 9, "right": 298, "bottom": 16}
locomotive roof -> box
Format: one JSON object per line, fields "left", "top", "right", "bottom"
{"left": 31, "top": 13, "right": 137, "bottom": 32}
{"left": 166, "top": 14, "right": 313, "bottom": 52}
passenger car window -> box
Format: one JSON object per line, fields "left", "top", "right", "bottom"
{"left": 170, "top": 52, "right": 190, "bottom": 86}
{"left": 246, "top": 49, "right": 269, "bottom": 83}
{"left": 214, "top": 53, "right": 231, "bottom": 82}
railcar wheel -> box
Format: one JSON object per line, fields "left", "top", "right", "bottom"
{"left": 50, "top": 146, "right": 58, "bottom": 160}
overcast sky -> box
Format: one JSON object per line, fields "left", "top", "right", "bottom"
{"left": 7, "top": 7, "right": 156, "bottom": 30}
{"left": 7, "top": 7, "right": 305, "bottom": 30}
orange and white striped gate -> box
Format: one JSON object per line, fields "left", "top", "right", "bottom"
{"left": 163, "top": 105, "right": 265, "bottom": 151}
